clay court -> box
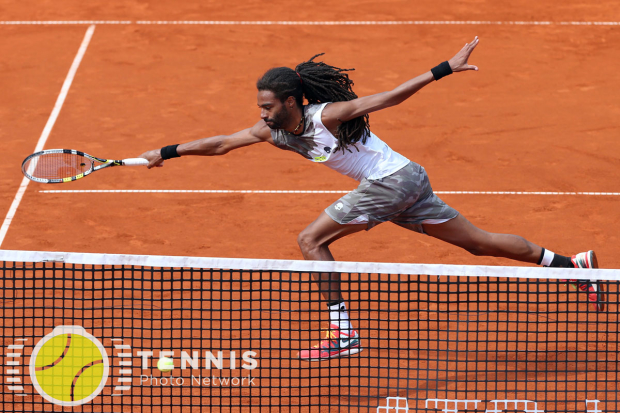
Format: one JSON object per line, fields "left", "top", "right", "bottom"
{"left": 1, "top": 0, "right": 619, "bottom": 412}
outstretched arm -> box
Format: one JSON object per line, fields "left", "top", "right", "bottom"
{"left": 322, "top": 36, "right": 480, "bottom": 125}
{"left": 139, "top": 120, "right": 274, "bottom": 168}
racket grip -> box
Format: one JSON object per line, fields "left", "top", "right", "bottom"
{"left": 122, "top": 158, "right": 149, "bottom": 166}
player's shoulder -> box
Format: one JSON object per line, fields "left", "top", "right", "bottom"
{"left": 317, "top": 102, "right": 344, "bottom": 131}
{"left": 304, "top": 102, "right": 328, "bottom": 118}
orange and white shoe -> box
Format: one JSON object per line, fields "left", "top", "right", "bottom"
{"left": 567, "top": 251, "right": 605, "bottom": 312}
{"left": 297, "top": 324, "right": 362, "bottom": 361}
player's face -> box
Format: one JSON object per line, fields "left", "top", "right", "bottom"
{"left": 257, "top": 90, "right": 291, "bottom": 130}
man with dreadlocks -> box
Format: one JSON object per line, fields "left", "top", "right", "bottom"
{"left": 140, "top": 36, "right": 603, "bottom": 361}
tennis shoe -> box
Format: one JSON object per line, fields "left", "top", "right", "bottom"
{"left": 565, "top": 251, "right": 605, "bottom": 312}
{"left": 297, "top": 324, "right": 362, "bottom": 361}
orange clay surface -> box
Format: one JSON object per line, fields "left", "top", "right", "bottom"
{"left": 1, "top": 2, "right": 619, "bottom": 412}
{"left": 2, "top": 7, "right": 619, "bottom": 267}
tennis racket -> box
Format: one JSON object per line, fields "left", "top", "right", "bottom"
{"left": 22, "top": 149, "right": 149, "bottom": 184}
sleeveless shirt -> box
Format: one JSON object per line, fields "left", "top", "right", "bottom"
{"left": 270, "top": 103, "right": 410, "bottom": 182}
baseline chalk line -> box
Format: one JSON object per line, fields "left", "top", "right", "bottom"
{"left": 1, "top": 20, "right": 619, "bottom": 26}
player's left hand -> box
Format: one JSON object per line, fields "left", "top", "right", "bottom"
{"left": 448, "top": 36, "right": 479, "bottom": 72}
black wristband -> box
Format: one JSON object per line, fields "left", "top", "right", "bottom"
{"left": 431, "top": 61, "right": 453, "bottom": 81}
{"left": 160, "top": 144, "right": 180, "bottom": 160}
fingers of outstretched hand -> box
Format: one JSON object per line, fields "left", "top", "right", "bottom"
{"left": 466, "top": 37, "right": 479, "bottom": 70}
{"left": 149, "top": 160, "right": 164, "bottom": 169}
{"left": 452, "top": 37, "right": 479, "bottom": 72}
{"left": 456, "top": 62, "right": 479, "bottom": 72}
{"left": 464, "top": 37, "right": 479, "bottom": 55}
{"left": 139, "top": 150, "right": 164, "bottom": 169}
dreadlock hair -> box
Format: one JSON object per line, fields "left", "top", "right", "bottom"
{"left": 256, "top": 54, "right": 370, "bottom": 153}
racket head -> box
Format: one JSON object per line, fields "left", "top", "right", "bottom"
{"left": 21, "top": 149, "right": 95, "bottom": 183}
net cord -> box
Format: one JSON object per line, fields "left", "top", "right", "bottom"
{"left": 0, "top": 249, "right": 618, "bottom": 280}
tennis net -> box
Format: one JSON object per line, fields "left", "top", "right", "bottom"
{"left": 0, "top": 249, "right": 618, "bottom": 413}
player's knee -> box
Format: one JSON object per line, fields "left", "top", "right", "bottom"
{"left": 297, "top": 230, "right": 320, "bottom": 254}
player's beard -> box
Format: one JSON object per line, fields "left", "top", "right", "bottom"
{"left": 264, "top": 105, "right": 290, "bottom": 130}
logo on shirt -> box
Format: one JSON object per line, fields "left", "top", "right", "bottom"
{"left": 313, "top": 155, "right": 327, "bottom": 162}
{"left": 324, "top": 147, "right": 331, "bottom": 153}
{"left": 335, "top": 202, "right": 344, "bottom": 211}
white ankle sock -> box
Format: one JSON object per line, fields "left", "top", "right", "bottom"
{"left": 328, "top": 301, "right": 353, "bottom": 334}
{"left": 541, "top": 249, "right": 555, "bottom": 267}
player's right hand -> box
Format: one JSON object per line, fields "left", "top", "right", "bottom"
{"left": 139, "top": 149, "right": 165, "bottom": 169}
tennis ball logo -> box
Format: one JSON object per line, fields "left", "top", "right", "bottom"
{"left": 29, "top": 326, "right": 109, "bottom": 407}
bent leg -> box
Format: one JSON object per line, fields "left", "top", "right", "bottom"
{"left": 413, "top": 214, "right": 542, "bottom": 263}
{"left": 298, "top": 211, "right": 368, "bottom": 301}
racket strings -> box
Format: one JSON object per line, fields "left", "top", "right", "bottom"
{"left": 24, "top": 153, "right": 93, "bottom": 179}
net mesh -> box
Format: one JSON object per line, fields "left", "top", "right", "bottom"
{"left": 0, "top": 250, "right": 618, "bottom": 413}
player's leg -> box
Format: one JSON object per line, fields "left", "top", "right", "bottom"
{"left": 297, "top": 211, "right": 367, "bottom": 302}
{"left": 416, "top": 213, "right": 542, "bottom": 262}
{"left": 297, "top": 211, "right": 367, "bottom": 361}
{"left": 413, "top": 214, "right": 603, "bottom": 311}
{"left": 389, "top": 162, "right": 604, "bottom": 312}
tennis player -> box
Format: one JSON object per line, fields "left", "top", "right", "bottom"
{"left": 140, "top": 36, "right": 604, "bottom": 361}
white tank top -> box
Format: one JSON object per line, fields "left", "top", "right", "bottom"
{"left": 270, "top": 103, "right": 410, "bottom": 182}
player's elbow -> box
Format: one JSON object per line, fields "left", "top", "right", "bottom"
{"left": 213, "top": 137, "right": 231, "bottom": 155}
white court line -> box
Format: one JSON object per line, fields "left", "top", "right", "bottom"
{"left": 0, "top": 25, "right": 96, "bottom": 248}
{"left": 0, "top": 20, "right": 619, "bottom": 26}
{"left": 38, "top": 189, "right": 620, "bottom": 195}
